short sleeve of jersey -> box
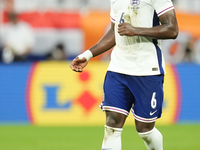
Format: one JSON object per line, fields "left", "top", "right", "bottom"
{"left": 110, "top": 0, "right": 116, "bottom": 23}
{"left": 152, "top": 0, "right": 174, "bottom": 17}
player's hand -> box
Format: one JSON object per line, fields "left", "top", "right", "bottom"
{"left": 70, "top": 57, "right": 88, "bottom": 73}
{"left": 118, "top": 23, "right": 136, "bottom": 36}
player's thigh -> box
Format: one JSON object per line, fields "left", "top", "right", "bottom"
{"left": 129, "top": 75, "right": 164, "bottom": 122}
{"left": 102, "top": 71, "right": 135, "bottom": 116}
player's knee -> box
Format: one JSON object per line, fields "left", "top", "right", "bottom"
{"left": 136, "top": 125, "right": 153, "bottom": 133}
{"left": 106, "top": 117, "right": 125, "bottom": 128}
{"left": 106, "top": 117, "right": 119, "bottom": 127}
{"left": 135, "top": 120, "right": 155, "bottom": 133}
{"left": 106, "top": 111, "right": 126, "bottom": 128}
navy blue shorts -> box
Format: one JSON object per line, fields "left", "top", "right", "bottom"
{"left": 100, "top": 71, "right": 164, "bottom": 123}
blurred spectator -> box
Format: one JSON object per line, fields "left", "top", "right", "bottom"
{"left": 0, "top": 11, "right": 35, "bottom": 63}
{"left": 182, "top": 37, "right": 195, "bottom": 62}
{"left": 46, "top": 43, "right": 67, "bottom": 60}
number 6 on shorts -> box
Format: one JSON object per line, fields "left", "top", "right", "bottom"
{"left": 151, "top": 92, "right": 157, "bottom": 109}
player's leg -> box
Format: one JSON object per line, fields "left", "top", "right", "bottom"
{"left": 101, "top": 71, "right": 134, "bottom": 150}
{"left": 128, "top": 75, "right": 164, "bottom": 150}
{"left": 135, "top": 120, "right": 163, "bottom": 150}
{"left": 101, "top": 111, "right": 127, "bottom": 150}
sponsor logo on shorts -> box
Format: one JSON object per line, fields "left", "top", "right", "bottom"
{"left": 150, "top": 110, "right": 157, "bottom": 116}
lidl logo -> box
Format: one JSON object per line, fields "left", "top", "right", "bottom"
{"left": 43, "top": 86, "right": 72, "bottom": 109}
{"left": 26, "top": 61, "right": 107, "bottom": 126}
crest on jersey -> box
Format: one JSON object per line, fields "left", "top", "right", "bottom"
{"left": 130, "top": 0, "right": 140, "bottom": 6}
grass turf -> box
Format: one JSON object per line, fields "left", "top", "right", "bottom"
{"left": 0, "top": 125, "right": 199, "bottom": 150}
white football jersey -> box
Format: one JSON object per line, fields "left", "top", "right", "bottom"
{"left": 107, "top": 0, "right": 174, "bottom": 76}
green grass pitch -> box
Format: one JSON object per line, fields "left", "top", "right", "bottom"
{"left": 0, "top": 125, "right": 199, "bottom": 150}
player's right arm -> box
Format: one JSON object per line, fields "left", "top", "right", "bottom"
{"left": 89, "top": 22, "right": 115, "bottom": 57}
{"left": 70, "top": 22, "right": 116, "bottom": 72}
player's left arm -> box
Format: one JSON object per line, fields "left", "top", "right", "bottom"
{"left": 118, "top": 9, "right": 179, "bottom": 39}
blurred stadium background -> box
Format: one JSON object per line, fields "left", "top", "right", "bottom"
{"left": 0, "top": 0, "right": 200, "bottom": 149}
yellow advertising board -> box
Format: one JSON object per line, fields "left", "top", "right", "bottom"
{"left": 27, "top": 61, "right": 181, "bottom": 126}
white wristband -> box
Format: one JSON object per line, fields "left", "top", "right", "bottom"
{"left": 77, "top": 50, "right": 93, "bottom": 61}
